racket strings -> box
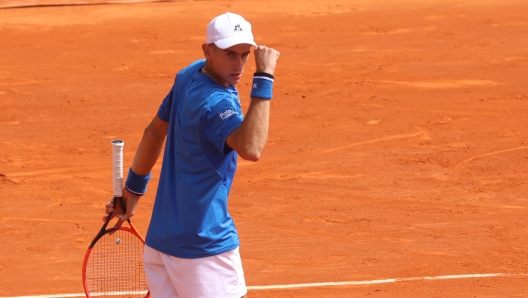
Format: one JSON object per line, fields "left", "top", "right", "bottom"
{"left": 86, "top": 229, "right": 148, "bottom": 297}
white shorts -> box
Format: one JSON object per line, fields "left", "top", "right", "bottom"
{"left": 143, "top": 245, "right": 247, "bottom": 298}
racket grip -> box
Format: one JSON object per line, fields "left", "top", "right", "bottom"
{"left": 111, "top": 140, "right": 124, "bottom": 197}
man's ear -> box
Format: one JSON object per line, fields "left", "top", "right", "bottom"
{"left": 202, "top": 43, "right": 211, "bottom": 58}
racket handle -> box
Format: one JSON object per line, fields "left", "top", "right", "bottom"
{"left": 111, "top": 140, "right": 124, "bottom": 197}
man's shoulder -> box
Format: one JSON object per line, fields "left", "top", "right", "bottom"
{"left": 172, "top": 59, "right": 206, "bottom": 95}
{"left": 177, "top": 59, "right": 206, "bottom": 77}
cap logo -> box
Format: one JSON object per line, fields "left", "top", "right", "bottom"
{"left": 234, "top": 24, "right": 243, "bottom": 32}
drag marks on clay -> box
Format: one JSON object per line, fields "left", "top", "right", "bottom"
{"left": 0, "top": 153, "right": 31, "bottom": 169}
{"left": 3, "top": 159, "right": 163, "bottom": 182}
{"left": 451, "top": 146, "right": 528, "bottom": 171}
{"left": 112, "top": 65, "right": 129, "bottom": 72}
{"left": 408, "top": 249, "right": 460, "bottom": 257}
{"left": 314, "top": 88, "right": 342, "bottom": 96}
{"left": 238, "top": 131, "right": 427, "bottom": 167}
{"left": 101, "top": 135, "right": 118, "bottom": 139}
{"left": 1, "top": 217, "right": 95, "bottom": 224}
{"left": 359, "top": 103, "right": 524, "bottom": 116}
{"left": 381, "top": 237, "right": 414, "bottom": 244}
{"left": 367, "top": 119, "right": 382, "bottom": 125}
{"left": 243, "top": 1, "right": 356, "bottom": 17}
{"left": 361, "top": 26, "right": 436, "bottom": 35}
{"left": 362, "top": 28, "right": 412, "bottom": 35}
{"left": 148, "top": 50, "right": 194, "bottom": 55}
{"left": 332, "top": 47, "right": 422, "bottom": 55}
{"left": 244, "top": 255, "right": 348, "bottom": 267}
{"left": 269, "top": 172, "right": 364, "bottom": 181}
{"left": 302, "top": 216, "right": 371, "bottom": 229}
{"left": 265, "top": 182, "right": 369, "bottom": 201}
{"left": 425, "top": 14, "right": 466, "bottom": 20}
{"left": 490, "top": 21, "right": 528, "bottom": 27}
{"left": 0, "top": 80, "right": 43, "bottom": 87}
{"left": 304, "top": 131, "right": 427, "bottom": 156}
{"left": 377, "top": 79, "right": 500, "bottom": 89}
{"left": 268, "top": 225, "right": 366, "bottom": 245}
{"left": 496, "top": 205, "right": 524, "bottom": 210}
{"left": 4, "top": 87, "right": 33, "bottom": 96}
{"left": 494, "top": 56, "right": 528, "bottom": 64}
{"left": 302, "top": 62, "right": 356, "bottom": 67}
{"left": 2, "top": 164, "right": 107, "bottom": 183}
{"left": 5, "top": 167, "right": 89, "bottom": 178}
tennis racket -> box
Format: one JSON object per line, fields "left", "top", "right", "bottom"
{"left": 82, "top": 140, "right": 150, "bottom": 298}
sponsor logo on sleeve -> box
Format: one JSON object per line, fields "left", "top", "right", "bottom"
{"left": 219, "top": 109, "right": 239, "bottom": 120}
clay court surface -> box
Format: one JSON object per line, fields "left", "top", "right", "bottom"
{"left": 1, "top": 0, "right": 528, "bottom": 296}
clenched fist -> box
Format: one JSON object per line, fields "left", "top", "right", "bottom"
{"left": 254, "top": 45, "right": 280, "bottom": 75}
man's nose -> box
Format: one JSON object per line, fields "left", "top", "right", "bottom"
{"left": 234, "top": 56, "right": 244, "bottom": 70}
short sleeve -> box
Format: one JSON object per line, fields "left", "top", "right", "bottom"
{"left": 157, "top": 86, "right": 173, "bottom": 122}
{"left": 203, "top": 94, "right": 243, "bottom": 154}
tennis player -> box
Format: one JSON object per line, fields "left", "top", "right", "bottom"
{"left": 104, "top": 12, "right": 279, "bottom": 297}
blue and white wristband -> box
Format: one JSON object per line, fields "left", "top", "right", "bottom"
{"left": 125, "top": 167, "right": 151, "bottom": 196}
{"left": 250, "top": 72, "right": 274, "bottom": 100}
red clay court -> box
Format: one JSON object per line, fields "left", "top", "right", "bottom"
{"left": 1, "top": 0, "right": 527, "bottom": 297}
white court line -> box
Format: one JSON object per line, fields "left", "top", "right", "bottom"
{"left": 248, "top": 273, "right": 528, "bottom": 290}
{"left": 2, "top": 273, "right": 527, "bottom": 298}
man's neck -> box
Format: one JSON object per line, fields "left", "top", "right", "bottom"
{"left": 202, "top": 65, "right": 229, "bottom": 87}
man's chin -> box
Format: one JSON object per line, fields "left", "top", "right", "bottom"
{"left": 227, "top": 78, "right": 242, "bottom": 87}
{"left": 230, "top": 74, "right": 242, "bottom": 83}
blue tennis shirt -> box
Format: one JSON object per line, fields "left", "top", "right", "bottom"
{"left": 145, "top": 59, "right": 244, "bottom": 259}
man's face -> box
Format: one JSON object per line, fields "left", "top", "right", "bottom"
{"left": 207, "top": 43, "right": 252, "bottom": 87}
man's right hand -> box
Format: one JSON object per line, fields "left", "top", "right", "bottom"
{"left": 254, "top": 45, "right": 280, "bottom": 75}
{"left": 102, "top": 188, "right": 140, "bottom": 230}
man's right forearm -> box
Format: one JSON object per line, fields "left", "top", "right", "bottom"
{"left": 131, "top": 116, "right": 169, "bottom": 175}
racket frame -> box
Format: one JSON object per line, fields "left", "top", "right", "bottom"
{"left": 81, "top": 140, "right": 150, "bottom": 298}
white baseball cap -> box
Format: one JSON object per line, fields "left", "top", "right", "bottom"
{"left": 206, "top": 12, "right": 258, "bottom": 49}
